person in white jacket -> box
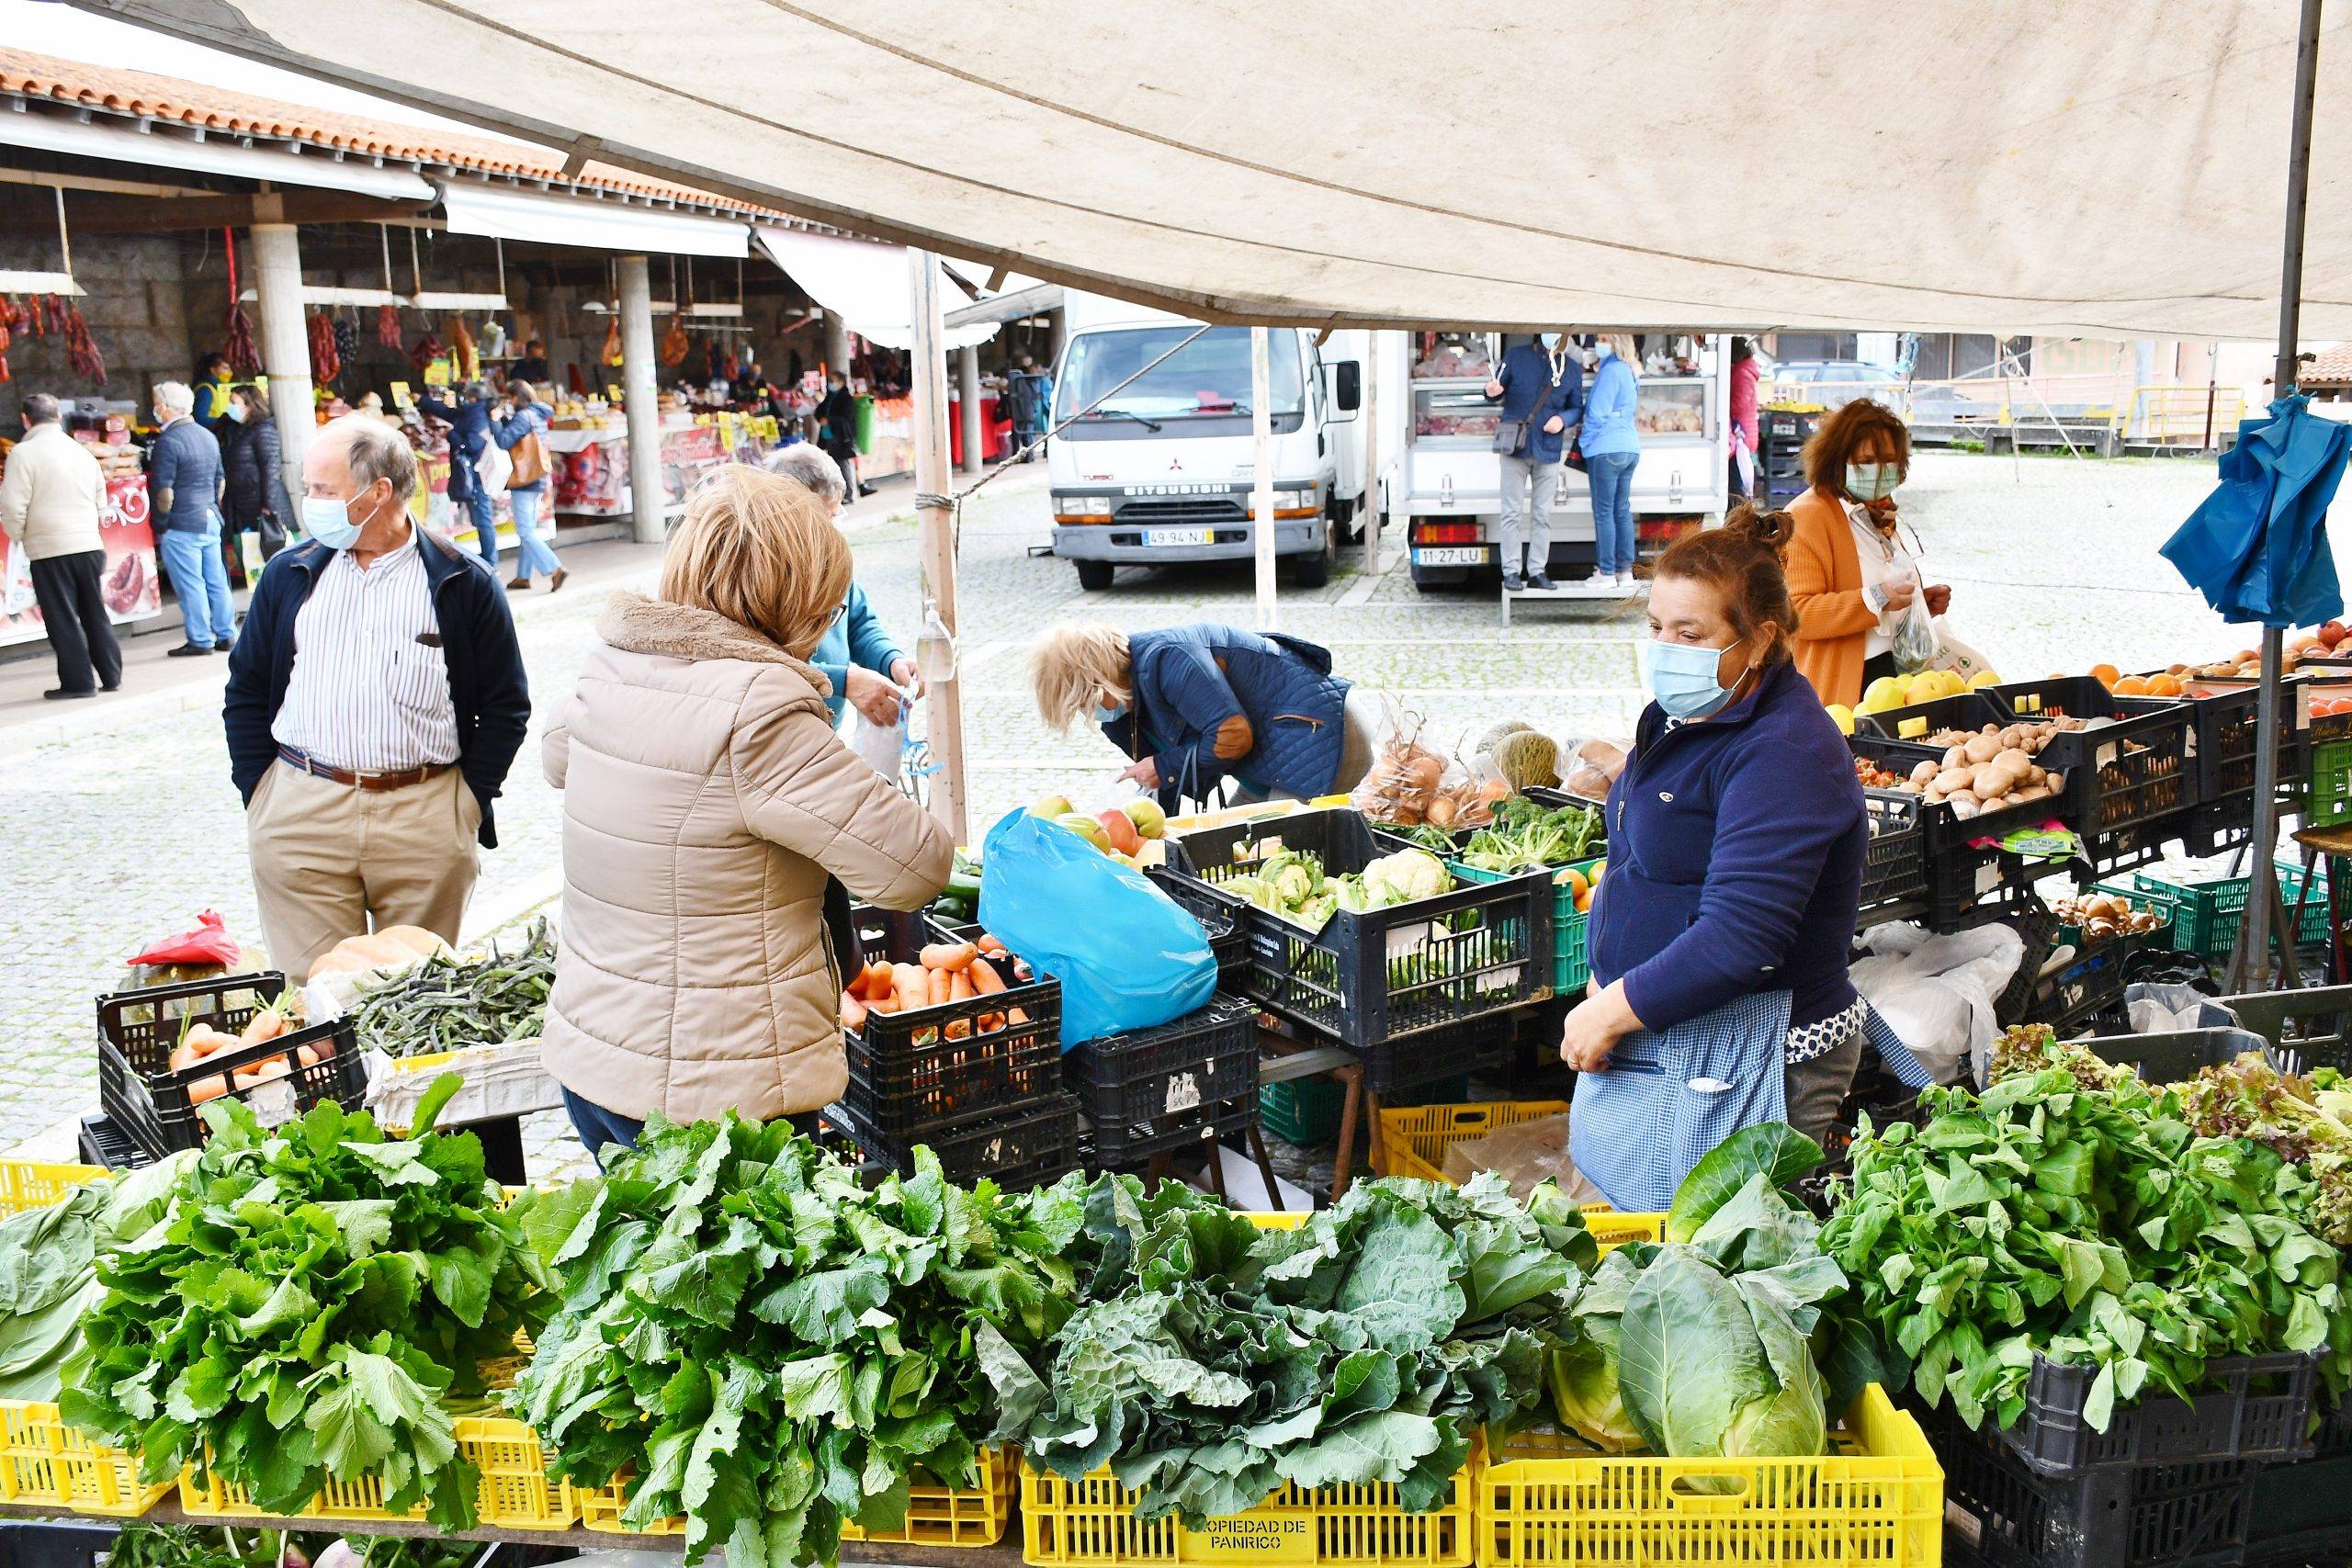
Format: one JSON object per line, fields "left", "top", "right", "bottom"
{"left": 0, "top": 393, "right": 119, "bottom": 698}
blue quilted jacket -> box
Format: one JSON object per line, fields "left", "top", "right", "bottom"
{"left": 1103, "top": 623, "right": 1351, "bottom": 807}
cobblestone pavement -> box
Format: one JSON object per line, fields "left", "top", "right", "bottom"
{"left": 0, "top": 449, "right": 2293, "bottom": 1176}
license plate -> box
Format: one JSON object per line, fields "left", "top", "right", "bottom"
{"left": 1414, "top": 547, "right": 1486, "bottom": 566}
{"left": 1146, "top": 527, "right": 1216, "bottom": 547}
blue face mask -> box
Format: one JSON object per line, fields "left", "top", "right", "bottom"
{"left": 1643, "top": 635, "right": 1750, "bottom": 720}
{"left": 1094, "top": 698, "right": 1128, "bottom": 724}
{"left": 1540, "top": 333, "right": 1564, "bottom": 349}
{"left": 301, "top": 494, "right": 364, "bottom": 550}
{"left": 1844, "top": 462, "right": 1900, "bottom": 502}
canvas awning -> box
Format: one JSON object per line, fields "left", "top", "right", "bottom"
{"left": 754, "top": 227, "right": 1000, "bottom": 350}
{"left": 437, "top": 181, "right": 750, "bottom": 257}
{"left": 58, "top": 0, "right": 2352, "bottom": 338}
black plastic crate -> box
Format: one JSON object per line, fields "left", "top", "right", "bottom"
{"left": 1165, "top": 807, "right": 1553, "bottom": 1049}
{"left": 824, "top": 1091, "right": 1080, "bottom": 1189}
{"left": 2024, "top": 944, "right": 2129, "bottom": 1032}
{"left": 2078, "top": 808, "right": 2199, "bottom": 881}
{"left": 1997, "top": 1351, "right": 2317, "bottom": 1479}
{"left": 1985, "top": 678, "right": 2198, "bottom": 834}
{"left": 841, "top": 917, "right": 1063, "bottom": 1140}
{"left": 1080, "top": 1094, "right": 1260, "bottom": 1168}
{"left": 2152, "top": 682, "right": 2312, "bottom": 807}
{"left": 1143, "top": 867, "right": 1250, "bottom": 985}
{"left": 1066, "top": 995, "right": 1260, "bottom": 1161}
{"left": 2075, "top": 1026, "right": 2278, "bottom": 1081}
{"left": 1992, "top": 908, "right": 2063, "bottom": 1027}
{"left": 1859, "top": 791, "right": 1929, "bottom": 919}
{"left": 0, "top": 1521, "right": 123, "bottom": 1568}
{"left": 1856, "top": 690, "right": 2011, "bottom": 747}
{"left": 1358, "top": 1010, "right": 1514, "bottom": 1096}
{"left": 2207, "top": 987, "right": 2352, "bottom": 1079}
{"left": 96, "top": 972, "right": 364, "bottom": 1157}
{"left": 74, "top": 1111, "right": 149, "bottom": 1171}
{"left": 1929, "top": 1401, "right": 2263, "bottom": 1568}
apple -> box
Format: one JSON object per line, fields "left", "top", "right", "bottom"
{"left": 1096, "top": 807, "right": 1143, "bottom": 855}
{"left": 1121, "top": 798, "right": 1168, "bottom": 840}
{"left": 1057, "top": 812, "right": 1113, "bottom": 852}
{"left": 1032, "top": 793, "right": 1075, "bottom": 819}
{"left": 2323, "top": 621, "right": 2348, "bottom": 649}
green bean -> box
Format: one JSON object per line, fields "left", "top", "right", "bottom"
{"left": 349, "top": 919, "right": 557, "bottom": 1058}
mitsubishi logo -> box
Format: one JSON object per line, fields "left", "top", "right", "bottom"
{"left": 1168, "top": 457, "right": 1184, "bottom": 472}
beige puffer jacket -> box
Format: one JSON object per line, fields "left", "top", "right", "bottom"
{"left": 541, "top": 591, "right": 953, "bottom": 1123}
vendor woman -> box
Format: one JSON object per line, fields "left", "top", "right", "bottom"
{"left": 1557, "top": 504, "right": 1929, "bottom": 1208}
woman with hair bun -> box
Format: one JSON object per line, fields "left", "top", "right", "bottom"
{"left": 1555, "top": 502, "right": 1929, "bottom": 1206}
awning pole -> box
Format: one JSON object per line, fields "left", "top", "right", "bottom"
{"left": 1360, "top": 336, "right": 1382, "bottom": 577}
{"left": 2242, "top": 0, "right": 2325, "bottom": 991}
{"left": 1251, "top": 326, "right": 1277, "bottom": 631}
{"left": 909, "top": 247, "right": 970, "bottom": 843}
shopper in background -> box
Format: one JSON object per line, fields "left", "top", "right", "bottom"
{"left": 817, "top": 369, "right": 874, "bottom": 498}
{"left": 1558, "top": 503, "right": 1929, "bottom": 1206}
{"left": 191, "top": 352, "right": 237, "bottom": 434}
{"left": 1580, "top": 333, "right": 1643, "bottom": 591}
{"left": 219, "top": 383, "right": 294, "bottom": 573}
{"left": 1030, "top": 619, "right": 1375, "bottom": 808}
{"left": 1010, "top": 351, "right": 1054, "bottom": 460}
{"left": 225, "top": 415, "right": 529, "bottom": 978}
{"left": 414, "top": 380, "right": 499, "bottom": 569}
{"left": 538, "top": 464, "right": 954, "bottom": 1164}
{"left": 1727, "top": 337, "right": 1761, "bottom": 501}
{"left": 1481, "top": 333, "right": 1582, "bottom": 592}
{"left": 767, "top": 443, "right": 924, "bottom": 729}
{"left": 489, "top": 380, "right": 567, "bottom": 592}
{"left": 1783, "top": 397, "right": 1949, "bottom": 707}
{"left": 148, "top": 379, "right": 237, "bottom": 658}
{"left": 509, "top": 338, "right": 551, "bottom": 387}
{"left": 0, "top": 391, "right": 120, "bottom": 699}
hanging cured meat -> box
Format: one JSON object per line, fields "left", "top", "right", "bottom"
{"left": 378, "top": 302, "right": 402, "bottom": 349}
{"left": 62, "top": 305, "right": 105, "bottom": 384}
{"left": 600, "top": 316, "right": 623, "bottom": 368}
{"left": 660, "top": 317, "right": 689, "bottom": 367}
{"left": 0, "top": 299, "right": 13, "bottom": 385}
{"left": 221, "top": 229, "right": 260, "bottom": 375}
{"left": 308, "top": 311, "right": 340, "bottom": 384}
{"left": 409, "top": 328, "right": 447, "bottom": 377}
{"left": 449, "top": 316, "right": 479, "bottom": 382}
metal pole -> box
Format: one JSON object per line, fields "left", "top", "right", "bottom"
{"left": 616, "top": 255, "right": 665, "bottom": 545}
{"left": 2242, "top": 0, "right": 2324, "bottom": 991}
{"left": 1359, "top": 335, "right": 1382, "bottom": 577}
{"left": 1251, "top": 326, "right": 1276, "bottom": 630}
{"left": 956, "top": 344, "right": 984, "bottom": 477}
{"left": 908, "top": 248, "right": 969, "bottom": 843}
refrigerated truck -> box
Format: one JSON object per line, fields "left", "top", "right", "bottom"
{"left": 1047, "top": 293, "right": 1367, "bottom": 590}
{"left": 1386, "top": 333, "right": 1732, "bottom": 591}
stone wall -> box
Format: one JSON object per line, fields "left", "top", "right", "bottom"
{"left": 1, "top": 231, "right": 208, "bottom": 427}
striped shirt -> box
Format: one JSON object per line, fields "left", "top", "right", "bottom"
{"left": 270, "top": 527, "right": 458, "bottom": 771}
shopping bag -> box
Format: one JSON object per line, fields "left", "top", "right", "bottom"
{"left": 978, "top": 807, "right": 1216, "bottom": 1048}
{"left": 127, "top": 909, "right": 244, "bottom": 968}
{"left": 1892, "top": 593, "right": 1940, "bottom": 672}
{"left": 1922, "top": 617, "right": 1996, "bottom": 681}
{"left": 475, "top": 440, "right": 514, "bottom": 495}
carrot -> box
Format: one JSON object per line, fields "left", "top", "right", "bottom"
{"left": 842, "top": 992, "right": 868, "bottom": 1031}
{"left": 296, "top": 1043, "right": 324, "bottom": 1068}
{"left": 242, "top": 1000, "right": 290, "bottom": 1043}
{"left": 187, "top": 1076, "right": 232, "bottom": 1105}
{"left": 1008, "top": 1007, "right": 1030, "bottom": 1024}
{"left": 949, "top": 968, "right": 976, "bottom": 1003}
{"left": 968, "top": 958, "right": 1006, "bottom": 995}
{"left": 944, "top": 1019, "right": 972, "bottom": 1041}
{"left": 931, "top": 966, "right": 956, "bottom": 1008}
{"left": 920, "top": 942, "right": 978, "bottom": 972}
{"left": 863, "top": 961, "right": 893, "bottom": 993}
{"left": 867, "top": 993, "right": 900, "bottom": 1015}
{"left": 891, "top": 964, "right": 930, "bottom": 1010}
{"left": 846, "top": 969, "right": 872, "bottom": 1001}
{"left": 976, "top": 1011, "right": 1003, "bottom": 1034}
{"left": 976, "top": 934, "right": 1007, "bottom": 957}
{"left": 168, "top": 1040, "right": 206, "bottom": 1073}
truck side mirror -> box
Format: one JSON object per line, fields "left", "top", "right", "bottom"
{"left": 1332, "top": 361, "right": 1362, "bottom": 412}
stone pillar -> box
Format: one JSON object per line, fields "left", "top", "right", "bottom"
{"left": 248, "top": 223, "right": 313, "bottom": 497}
{"left": 957, "top": 344, "right": 984, "bottom": 475}
{"left": 823, "top": 310, "right": 854, "bottom": 385}
{"left": 617, "top": 255, "right": 665, "bottom": 544}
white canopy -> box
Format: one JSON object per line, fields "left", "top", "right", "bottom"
{"left": 754, "top": 228, "right": 1000, "bottom": 350}
{"left": 438, "top": 182, "right": 751, "bottom": 257}
{"left": 63, "top": 0, "right": 2352, "bottom": 337}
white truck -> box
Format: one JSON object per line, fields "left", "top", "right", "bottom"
{"left": 1384, "top": 332, "right": 1731, "bottom": 591}
{"left": 1047, "top": 293, "right": 1367, "bottom": 590}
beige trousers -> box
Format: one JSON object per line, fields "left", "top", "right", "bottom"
{"left": 246, "top": 760, "right": 481, "bottom": 979}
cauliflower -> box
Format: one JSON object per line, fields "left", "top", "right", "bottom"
{"left": 1356, "top": 848, "right": 1453, "bottom": 907}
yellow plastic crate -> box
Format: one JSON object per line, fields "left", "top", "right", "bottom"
{"left": 178, "top": 1416, "right": 571, "bottom": 1527}
{"left": 1373, "top": 1103, "right": 1571, "bottom": 1183}
{"left": 1476, "top": 1386, "right": 1943, "bottom": 1568}
{"left": 1021, "top": 1453, "right": 1476, "bottom": 1568}
{"left": 0, "top": 1159, "right": 107, "bottom": 1214}
{"left": 0, "top": 1401, "right": 175, "bottom": 1517}
{"left": 580, "top": 1448, "right": 1014, "bottom": 1545}
{"left": 1582, "top": 1211, "right": 1665, "bottom": 1249}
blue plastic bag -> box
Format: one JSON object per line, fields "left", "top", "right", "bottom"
{"left": 978, "top": 808, "right": 1216, "bottom": 1048}
{"left": 2160, "top": 394, "right": 2348, "bottom": 628}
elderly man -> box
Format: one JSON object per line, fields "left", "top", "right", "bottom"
{"left": 223, "top": 415, "right": 530, "bottom": 976}
{"left": 767, "top": 443, "right": 922, "bottom": 730}
{"left": 148, "top": 379, "right": 237, "bottom": 657}
{"left": 0, "top": 393, "right": 120, "bottom": 698}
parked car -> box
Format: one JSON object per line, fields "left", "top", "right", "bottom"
{"left": 1766, "top": 360, "right": 1911, "bottom": 416}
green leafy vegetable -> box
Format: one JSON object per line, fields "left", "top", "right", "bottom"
{"left": 1457, "top": 795, "right": 1602, "bottom": 874}
{"left": 0, "top": 1156, "right": 191, "bottom": 1402}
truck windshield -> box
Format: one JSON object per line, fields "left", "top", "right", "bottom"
{"left": 1057, "top": 326, "right": 1305, "bottom": 424}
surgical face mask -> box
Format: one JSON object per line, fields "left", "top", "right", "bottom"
{"left": 1643, "top": 635, "right": 1750, "bottom": 721}
{"left": 301, "top": 492, "right": 367, "bottom": 550}
{"left": 1845, "top": 461, "right": 1901, "bottom": 502}
{"left": 1541, "top": 333, "right": 1564, "bottom": 349}
{"left": 225, "top": 402, "right": 247, "bottom": 424}
{"left": 1094, "top": 698, "right": 1128, "bottom": 724}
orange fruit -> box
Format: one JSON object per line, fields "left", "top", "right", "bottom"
{"left": 2089, "top": 663, "right": 2121, "bottom": 687}
{"left": 2146, "top": 674, "right": 2184, "bottom": 697}
{"left": 1574, "top": 888, "right": 1594, "bottom": 914}
{"left": 1555, "top": 867, "right": 1590, "bottom": 901}
{"left": 2112, "top": 675, "right": 2151, "bottom": 696}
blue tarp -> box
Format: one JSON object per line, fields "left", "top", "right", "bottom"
{"left": 2161, "top": 394, "right": 2349, "bottom": 629}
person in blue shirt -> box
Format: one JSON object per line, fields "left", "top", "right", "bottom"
{"left": 414, "top": 380, "right": 499, "bottom": 569}
{"left": 146, "top": 379, "right": 237, "bottom": 657}
{"left": 489, "top": 381, "right": 566, "bottom": 592}
{"left": 1579, "top": 334, "right": 1644, "bottom": 591}
{"left": 767, "top": 442, "right": 922, "bottom": 728}
{"left": 191, "top": 353, "right": 237, "bottom": 434}
{"left": 1555, "top": 504, "right": 1928, "bottom": 1209}
{"left": 1483, "top": 333, "right": 1583, "bottom": 591}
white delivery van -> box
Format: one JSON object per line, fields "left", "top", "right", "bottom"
{"left": 1384, "top": 332, "right": 1731, "bottom": 591}
{"left": 1048, "top": 293, "right": 1367, "bottom": 590}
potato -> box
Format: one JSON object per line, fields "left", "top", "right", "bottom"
{"left": 1933, "top": 768, "right": 1973, "bottom": 795}
{"left": 1950, "top": 793, "right": 1983, "bottom": 819}
{"left": 1965, "top": 733, "right": 2002, "bottom": 765}
{"left": 1943, "top": 744, "right": 1968, "bottom": 771}
{"left": 1910, "top": 760, "right": 1940, "bottom": 787}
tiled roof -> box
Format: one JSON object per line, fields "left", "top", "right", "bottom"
{"left": 2303, "top": 343, "right": 2352, "bottom": 388}
{"left": 0, "top": 45, "right": 778, "bottom": 216}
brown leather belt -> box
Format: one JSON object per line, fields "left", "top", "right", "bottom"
{"left": 277, "top": 745, "right": 451, "bottom": 793}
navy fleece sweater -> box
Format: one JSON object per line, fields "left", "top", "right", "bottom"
{"left": 1589, "top": 659, "right": 1866, "bottom": 1031}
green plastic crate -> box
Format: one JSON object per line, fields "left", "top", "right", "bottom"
{"left": 2312, "top": 738, "right": 2352, "bottom": 829}
{"left": 1260, "top": 1077, "right": 1345, "bottom": 1145}
{"left": 2133, "top": 861, "right": 2331, "bottom": 958}
{"left": 1452, "top": 857, "right": 1600, "bottom": 992}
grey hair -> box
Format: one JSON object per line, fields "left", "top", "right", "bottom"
{"left": 328, "top": 414, "right": 419, "bottom": 504}
{"left": 153, "top": 381, "right": 195, "bottom": 415}
{"left": 765, "top": 442, "right": 846, "bottom": 506}
{"left": 21, "top": 392, "right": 62, "bottom": 425}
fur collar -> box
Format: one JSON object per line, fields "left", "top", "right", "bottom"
{"left": 597, "top": 592, "right": 831, "bottom": 694}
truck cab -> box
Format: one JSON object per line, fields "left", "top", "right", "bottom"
{"left": 1048, "top": 295, "right": 1365, "bottom": 591}
{"left": 1387, "top": 332, "right": 1730, "bottom": 591}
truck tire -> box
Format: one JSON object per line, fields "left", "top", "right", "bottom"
{"left": 1075, "top": 559, "right": 1114, "bottom": 591}
{"left": 1290, "top": 528, "right": 1335, "bottom": 588}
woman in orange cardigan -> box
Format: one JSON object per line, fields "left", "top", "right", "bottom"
{"left": 1781, "top": 399, "right": 1950, "bottom": 708}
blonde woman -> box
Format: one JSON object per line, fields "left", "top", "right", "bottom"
{"left": 1580, "top": 333, "right": 1644, "bottom": 590}
{"left": 540, "top": 465, "right": 953, "bottom": 1163}
{"left": 1031, "top": 619, "right": 1375, "bottom": 807}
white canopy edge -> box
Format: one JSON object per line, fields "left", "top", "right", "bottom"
{"left": 436, "top": 180, "right": 750, "bottom": 258}
{"left": 62, "top": 0, "right": 2352, "bottom": 339}
{"left": 754, "top": 228, "right": 999, "bottom": 351}
{"left": 0, "top": 107, "right": 435, "bottom": 200}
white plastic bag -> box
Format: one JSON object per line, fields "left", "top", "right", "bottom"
{"left": 1893, "top": 593, "right": 1940, "bottom": 672}
{"left": 1850, "top": 919, "right": 2029, "bottom": 1086}
{"left": 1924, "top": 618, "right": 1996, "bottom": 682}
{"left": 850, "top": 702, "right": 909, "bottom": 781}
{"left": 474, "top": 439, "right": 513, "bottom": 495}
